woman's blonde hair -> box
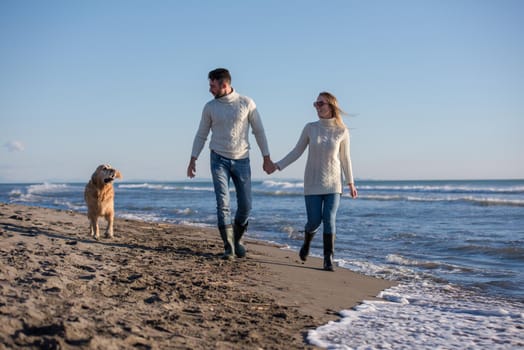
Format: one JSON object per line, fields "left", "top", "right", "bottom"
{"left": 319, "top": 91, "right": 347, "bottom": 129}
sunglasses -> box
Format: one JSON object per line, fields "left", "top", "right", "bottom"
{"left": 313, "top": 101, "right": 328, "bottom": 108}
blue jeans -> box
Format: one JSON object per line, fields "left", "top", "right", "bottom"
{"left": 304, "top": 194, "right": 341, "bottom": 235}
{"left": 210, "top": 151, "right": 252, "bottom": 229}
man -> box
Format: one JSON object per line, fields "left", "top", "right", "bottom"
{"left": 187, "top": 68, "right": 275, "bottom": 259}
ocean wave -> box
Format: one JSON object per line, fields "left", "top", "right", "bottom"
{"left": 453, "top": 244, "right": 524, "bottom": 261}
{"left": 8, "top": 183, "right": 73, "bottom": 203}
{"left": 174, "top": 208, "right": 194, "bottom": 215}
{"left": 118, "top": 212, "right": 165, "bottom": 222}
{"left": 118, "top": 183, "right": 215, "bottom": 192}
{"left": 309, "top": 283, "right": 524, "bottom": 349}
{"left": 472, "top": 279, "right": 524, "bottom": 298}
{"left": 8, "top": 189, "right": 23, "bottom": 197}
{"left": 386, "top": 254, "right": 474, "bottom": 273}
{"left": 357, "top": 194, "right": 524, "bottom": 207}
{"left": 181, "top": 185, "right": 214, "bottom": 192}
{"left": 336, "top": 258, "right": 443, "bottom": 283}
{"left": 118, "top": 183, "right": 176, "bottom": 190}
{"left": 28, "top": 183, "right": 70, "bottom": 192}
{"left": 110, "top": 181, "right": 524, "bottom": 207}
{"left": 253, "top": 189, "right": 303, "bottom": 197}
{"left": 377, "top": 284, "right": 524, "bottom": 317}
{"left": 358, "top": 184, "right": 524, "bottom": 194}
{"left": 260, "top": 179, "right": 304, "bottom": 189}
{"left": 282, "top": 225, "right": 303, "bottom": 240}
{"left": 460, "top": 196, "right": 524, "bottom": 207}
{"left": 248, "top": 180, "right": 304, "bottom": 196}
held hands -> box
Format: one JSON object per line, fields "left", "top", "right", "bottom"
{"left": 263, "top": 156, "right": 277, "bottom": 175}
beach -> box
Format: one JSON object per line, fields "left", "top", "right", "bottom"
{"left": 0, "top": 203, "right": 393, "bottom": 349}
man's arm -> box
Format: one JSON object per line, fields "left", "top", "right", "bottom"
{"left": 187, "top": 157, "right": 197, "bottom": 178}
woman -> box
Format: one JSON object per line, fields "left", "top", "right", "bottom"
{"left": 275, "top": 92, "right": 358, "bottom": 271}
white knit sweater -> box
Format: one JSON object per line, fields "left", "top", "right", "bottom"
{"left": 276, "top": 118, "right": 354, "bottom": 195}
{"left": 191, "top": 90, "right": 270, "bottom": 160}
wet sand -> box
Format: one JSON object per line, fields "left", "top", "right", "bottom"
{"left": 0, "top": 203, "right": 394, "bottom": 349}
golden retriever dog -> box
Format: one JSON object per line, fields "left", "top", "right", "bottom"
{"left": 84, "top": 164, "right": 122, "bottom": 240}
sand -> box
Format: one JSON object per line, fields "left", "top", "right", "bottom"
{"left": 0, "top": 203, "right": 394, "bottom": 349}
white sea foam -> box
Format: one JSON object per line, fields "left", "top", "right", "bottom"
{"left": 116, "top": 212, "right": 214, "bottom": 229}
{"left": 9, "top": 183, "right": 71, "bottom": 203}
{"left": 53, "top": 199, "right": 85, "bottom": 212}
{"left": 283, "top": 225, "right": 303, "bottom": 240}
{"left": 118, "top": 183, "right": 176, "bottom": 190}
{"left": 261, "top": 179, "right": 304, "bottom": 189}
{"left": 176, "top": 220, "right": 211, "bottom": 228}
{"left": 8, "top": 189, "right": 23, "bottom": 196}
{"left": 118, "top": 183, "right": 216, "bottom": 192}
{"left": 181, "top": 185, "right": 214, "bottom": 192}
{"left": 338, "top": 259, "right": 424, "bottom": 282}
{"left": 118, "top": 212, "right": 165, "bottom": 222}
{"left": 26, "top": 183, "right": 70, "bottom": 193}
{"left": 308, "top": 282, "right": 524, "bottom": 349}
{"left": 257, "top": 180, "right": 304, "bottom": 195}
{"left": 174, "top": 208, "right": 193, "bottom": 215}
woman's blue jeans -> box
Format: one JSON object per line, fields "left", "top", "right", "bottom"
{"left": 210, "top": 151, "right": 252, "bottom": 229}
{"left": 304, "top": 193, "right": 341, "bottom": 234}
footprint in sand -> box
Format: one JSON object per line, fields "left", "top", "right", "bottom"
{"left": 144, "top": 294, "right": 162, "bottom": 304}
{"left": 78, "top": 275, "right": 96, "bottom": 280}
{"left": 74, "top": 264, "right": 97, "bottom": 280}
{"left": 43, "top": 286, "right": 61, "bottom": 293}
{"left": 74, "top": 265, "right": 96, "bottom": 273}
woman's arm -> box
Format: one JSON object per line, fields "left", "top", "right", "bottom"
{"left": 340, "top": 130, "right": 357, "bottom": 198}
{"left": 275, "top": 124, "right": 309, "bottom": 171}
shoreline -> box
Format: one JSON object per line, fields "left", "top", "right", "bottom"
{"left": 0, "top": 203, "right": 394, "bottom": 349}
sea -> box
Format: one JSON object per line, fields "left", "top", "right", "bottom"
{"left": 1, "top": 179, "right": 523, "bottom": 349}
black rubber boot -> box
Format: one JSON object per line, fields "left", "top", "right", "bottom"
{"left": 219, "top": 225, "right": 235, "bottom": 260}
{"left": 323, "top": 233, "right": 335, "bottom": 271}
{"left": 233, "top": 221, "right": 248, "bottom": 258}
{"left": 299, "top": 231, "right": 315, "bottom": 261}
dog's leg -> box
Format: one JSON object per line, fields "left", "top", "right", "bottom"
{"left": 94, "top": 219, "right": 100, "bottom": 240}
{"left": 89, "top": 216, "right": 100, "bottom": 240}
{"left": 89, "top": 220, "right": 95, "bottom": 238}
{"left": 87, "top": 215, "right": 100, "bottom": 240}
{"left": 105, "top": 213, "right": 114, "bottom": 239}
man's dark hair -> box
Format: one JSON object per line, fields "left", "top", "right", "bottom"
{"left": 208, "top": 68, "right": 231, "bottom": 84}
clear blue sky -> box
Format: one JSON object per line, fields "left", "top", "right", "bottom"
{"left": 1, "top": 0, "right": 523, "bottom": 182}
